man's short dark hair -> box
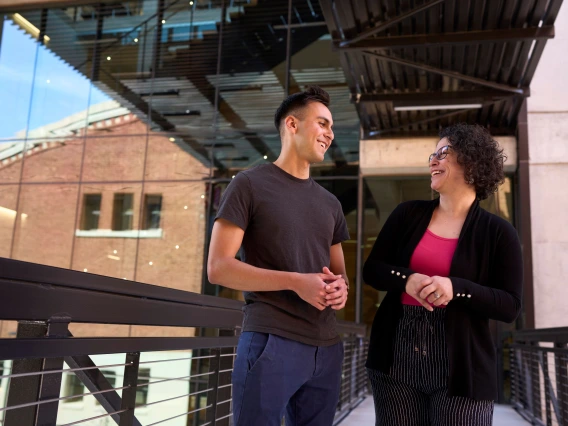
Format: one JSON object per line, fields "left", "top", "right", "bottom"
{"left": 274, "top": 86, "right": 330, "bottom": 134}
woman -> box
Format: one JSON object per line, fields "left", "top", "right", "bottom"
{"left": 363, "top": 123, "right": 523, "bottom": 426}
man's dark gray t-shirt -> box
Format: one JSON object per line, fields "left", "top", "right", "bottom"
{"left": 215, "top": 163, "right": 350, "bottom": 346}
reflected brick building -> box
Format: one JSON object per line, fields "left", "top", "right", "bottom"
{"left": 0, "top": 102, "right": 210, "bottom": 339}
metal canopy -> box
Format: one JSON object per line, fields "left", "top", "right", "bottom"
{"left": 319, "top": 0, "right": 563, "bottom": 139}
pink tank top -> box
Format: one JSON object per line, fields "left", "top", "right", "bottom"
{"left": 401, "top": 229, "right": 458, "bottom": 308}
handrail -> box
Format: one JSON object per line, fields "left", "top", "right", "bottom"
{"left": 0, "top": 257, "right": 368, "bottom": 426}
{"left": 0, "top": 257, "right": 243, "bottom": 311}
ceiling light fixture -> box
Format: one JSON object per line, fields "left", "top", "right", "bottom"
{"left": 394, "top": 103, "right": 483, "bottom": 112}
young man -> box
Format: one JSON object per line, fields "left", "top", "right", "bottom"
{"left": 207, "top": 86, "right": 349, "bottom": 426}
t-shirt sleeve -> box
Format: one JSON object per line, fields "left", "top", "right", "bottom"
{"left": 332, "top": 200, "right": 350, "bottom": 245}
{"left": 215, "top": 172, "right": 253, "bottom": 231}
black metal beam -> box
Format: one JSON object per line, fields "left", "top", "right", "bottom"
{"left": 338, "top": 26, "right": 555, "bottom": 50}
{"left": 339, "top": 0, "right": 445, "bottom": 47}
{"left": 366, "top": 108, "right": 475, "bottom": 137}
{"left": 0, "top": 336, "right": 241, "bottom": 360}
{"left": 352, "top": 89, "right": 528, "bottom": 105}
{"left": 516, "top": 100, "right": 535, "bottom": 329}
{"left": 361, "top": 50, "right": 526, "bottom": 94}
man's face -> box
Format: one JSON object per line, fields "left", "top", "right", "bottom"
{"left": 292, "top": 101, "right": 334, "bottom": 164}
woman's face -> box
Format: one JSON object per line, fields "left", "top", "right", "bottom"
{"left": 429, "top": 137, "right": 468, "bottom": 194}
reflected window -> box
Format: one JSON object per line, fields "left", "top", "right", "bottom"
{"left": 143, "top": 195, "right": 162, "bottom": 230}
{"left": 136, "top": 368, "right": 150, "bottom": 407}
{"left": 81, "top": 194, "right": 102, "bottom": 230}
{"left": 112, "top": 194, "right": 134, "bottom": 231}
{"left": 63, "top": 374, "right": 84, "bottom": 403}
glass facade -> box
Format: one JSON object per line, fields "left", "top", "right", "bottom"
{"left": 0, "top": 1, "right": 361, "bottom": 304}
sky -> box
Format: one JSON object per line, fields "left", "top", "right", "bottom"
{"left": 0, "top": 21, "right": 110, "bottom": 140}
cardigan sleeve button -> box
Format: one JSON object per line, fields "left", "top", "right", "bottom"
{"left": 467, "top": 294, "right": 471, "bottom": 298}
{"left": 396, "top": 272, "right": 400, "bottom": 276}
{"left": 402, "top": 275, "right": 406, "bottom": 279}
{"left": 456, "top": 293, "right": 461, "bottom": 297}
{"left": 391, "top": 270, "right": 395, "bottom": 274}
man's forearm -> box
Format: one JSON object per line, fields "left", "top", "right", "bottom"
{"left": 208, "top": 257, "right": 300, "bottom": 292}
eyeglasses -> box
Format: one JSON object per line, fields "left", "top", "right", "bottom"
{"left": 428, "top": 145, "right": 451, "bottom": 163}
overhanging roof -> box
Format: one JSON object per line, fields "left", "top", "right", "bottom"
{"left": 320, "top": 0, "right": 564, "bottom": 139}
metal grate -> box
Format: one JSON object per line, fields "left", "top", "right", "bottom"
{"left": 509, "top": 328, "right": 568, "bottom": 426}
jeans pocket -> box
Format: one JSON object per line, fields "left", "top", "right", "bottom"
{"left": 246, "top": 332, "right": 271, "bottom": 372}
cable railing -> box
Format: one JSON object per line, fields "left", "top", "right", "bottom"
{"left": 509, "top": 327, "right": 568, "bottom": 426}
{"left": 0, "top": 257, "right": 368, "bottom": 426}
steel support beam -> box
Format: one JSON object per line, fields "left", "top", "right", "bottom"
{"left": 64, "top": 352, "right": 143, "bottom": 426}
{"left": 366, "top": 108, "right": 474, "bottom": 138}
{"left": 339, "top": 0, "right": 444, "bottom": 47}
{"left": 352, "top": 89, "right": 528, "bottom": 105}
{"left": 339, "top": 26, "right": 555, "bottom": 50}
{"left": 516, "top": 100, "right": 535, "bottom": 329}
{"left": 361, "top": 51, "right": 526, "bottom": 94}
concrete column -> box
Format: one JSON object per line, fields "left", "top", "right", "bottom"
{"left": 526, "top": 3, "right": 568, "bottom": 329}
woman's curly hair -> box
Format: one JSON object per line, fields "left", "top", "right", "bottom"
{"left": 439, "top": 123, "right": 506, "bottom": 200}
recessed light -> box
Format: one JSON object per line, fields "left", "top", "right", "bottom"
{"left": 394, "top": 104, "right": 483, "bottom": 112}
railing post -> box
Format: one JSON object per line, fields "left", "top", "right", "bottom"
{"left": 206, "top": 348, "right": 221, "bottom": 426}
{"left": 5, "top": 317, "right": 70, "bottom": 426}
{"left": 206, "top": 328, "right": 236, "bottom": 426}
{"left": 350, "top": 337, "right": 356, "bottom": 407}
{"left": 531, "top": 343, "right": 543, "bottom": 422}
{"left": 216, "top": 329, "right": 236, "bottom": 426}
{"left": 119, "top": 352, "right": 140, "bottom": 426}
{"left": 36, "top": 317, "right": 70, "bottom": 426}
{"left": 541, "top": 352, "right": 552, "bottom": 425}
{"left": 5, "top": 322, "right": 45, "bottom": 426}
{"left": 555, "top": 343, "right": 568, "bottom": 426}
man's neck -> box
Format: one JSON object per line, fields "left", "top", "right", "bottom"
{"left": 273, "top": 153, "right": 311, "bottom": 180}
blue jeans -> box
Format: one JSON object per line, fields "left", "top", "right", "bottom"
{"left": 232, "top": 332, "right": 344, "bottom": 426}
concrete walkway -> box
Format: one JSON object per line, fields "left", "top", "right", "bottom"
{"left": 339, "top": 397, "right": 528, "bottom": 425}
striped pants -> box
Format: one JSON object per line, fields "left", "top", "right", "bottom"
{"left": 368, "top": 305, "right": 494, "bottom": 426}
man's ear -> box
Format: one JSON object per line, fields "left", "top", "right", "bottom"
{"left": 285, "top": 115, "right": 297, "bottom": 133}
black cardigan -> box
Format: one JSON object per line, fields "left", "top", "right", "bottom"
{"left": 363, "top": 198, "right": 523, "bottom": 401}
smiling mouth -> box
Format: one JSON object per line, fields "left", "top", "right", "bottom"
{"left": 319, "top": 142, "right": 327, "bottom": 150}
{"left": 431, "top": 170, "right": 444, "bottom": 177}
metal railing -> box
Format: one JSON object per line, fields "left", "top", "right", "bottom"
{"left": 0, "top": 258, "right": 368, "bottom": 426}
{"left": 509, "top": 327, "right": 568, "bottom": 426}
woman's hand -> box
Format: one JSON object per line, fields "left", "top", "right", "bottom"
{"left": 406, "top": 273, "right": 435, "bottom": 311}
{"left": 419, "top": 276, "right": 454, "bottom": 307}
